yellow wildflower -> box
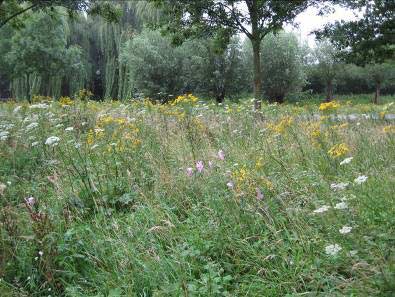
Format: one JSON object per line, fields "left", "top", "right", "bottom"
{"left": 255, "top": 157, "right": 264, "bottom": 170}
{"left": 59, "top": 96, "right": 73, "bottom": 106}
{"left": 383, "top": 125, "right": 395, "bottom": 133}
{"left": 171, "top": 94, "right": 198, "bottom": 106}
{"left": 319, "top": 101, "right": 340, "bottom": 112}
{"left": 268, "top": 116, "right": 293, "bottom": 134}
{"left": 328, "top": 143, "right": 350, "bottom": 158}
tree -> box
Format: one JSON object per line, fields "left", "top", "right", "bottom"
{"left": 149, "top": 0, "right": 312, "bottom": 108}
{"left": 5, "top": 12, "right": 85, "bottom": 100}
{"left": 312, "top": 40, "right": 343, "bottom": 102}
{"left": 0, "top": 0, "right": 119, "bottom": 29}
{"left": 260, "top": 32, "right": 305, "bottom": 103}
{"left": 180, "top": 37, "right": 249, "bottom": 102}
{"left": 316, "top": 0, "right": 395, "bottom": 64}
{"left": 121, "top": 30, "right": 183, "bottom": 100}
{"left": 364, "top": 63, "right": 395, "bottom": 104}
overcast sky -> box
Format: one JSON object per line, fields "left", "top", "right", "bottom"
{"left": 285, "top": 5, "right": 361, "bottom": 47}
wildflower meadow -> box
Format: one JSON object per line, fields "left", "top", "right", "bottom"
{"left": 0, "top": 95, "right": 394, "bottom": 296}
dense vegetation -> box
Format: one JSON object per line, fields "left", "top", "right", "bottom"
{"left": 0, "top": 1, "right": 394, "bottom": 296}
{"left": 0, "top": 1, "right": 394, "bottom": 103}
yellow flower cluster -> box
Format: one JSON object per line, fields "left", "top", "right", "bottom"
{"left": 170, "top": 94, "right": 198, "bottom": 106}
{"left": 233, "top": 167, "right": 249, "bottom": 184}
{"left": 32, "top": 95, "right": 52, "bottom": 103}
{"left": 328, "top": 143, "right": 349, "bottom": 158}
{"left": 86, "top": 115, "right": 141, "bottom": 150}
{"left": 330, "top": 123, "right": 348, "bottom": 130}
{"left": 158, "top": 105, "right": 186, "bottom": 120}
{"left": 267, "top": 116, "right": 293, "bottom": 134}
{"left": 255, "top": 157, "right": 264, "bottom": 170}
{"left": 319, "top": 101, "right": 340, "bottom": 112}
{"left": 59, "top": 96, "right": 73, "bottom": 106}
{"left": 383, "top": 125, "right": 395, "bottom": 133}
{"left": 75, "top": 89, "right": 93, "bottom": 101}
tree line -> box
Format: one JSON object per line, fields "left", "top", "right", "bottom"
{"left": 0, "top": 0, "right": 394, "bottom": 104}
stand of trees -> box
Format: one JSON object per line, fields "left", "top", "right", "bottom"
{"left": 0, "top": 0, "right": 394, "bottom": 103}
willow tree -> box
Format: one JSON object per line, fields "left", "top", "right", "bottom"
{"left": 149, "top": 0, "right": 313, "bottom": 108}
{"left": 0, "top": 0, "right": 119, "bottom": 29}
{"left": 6, "top": 12, "right": 70, "bottom": 100}
{"left": 91, "top": 1, "right": 148, "bottom": 99}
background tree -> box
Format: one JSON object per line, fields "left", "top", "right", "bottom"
{"left": 364, "top": 63, "right": 395, "bottom": 104}
{"left": 260, "top": 32, "right": 306, "bottom": 103}
{"left": 0, "top": 0, "right": 119, "bottom": 29}
{"left": 317, "top": 0, "right": 395, "bottom": 64}
{"left": 312, "top": 40, "right": 343, "bottom": 102}
{"left": 121, "top": 30, "right": 183, "bottom": 100}
{"left": 180, "top": 37, "right": 249, "bottom": 102}
{"left": 6, "top": 12, "right": 82, "bottom": 100}
{"left": 149, "top": 0, "right": 313, "bottom": 108}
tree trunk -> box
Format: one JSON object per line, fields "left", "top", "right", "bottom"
{"left": 26, "top": 74, "right": 31, "bottom": 103}
{"left": 251, "top": 38, "right": 262, "bottom": 109}
{"left": 373, "top": 82, "right": 380, "bottom": 104}
{"left": 215, "top": 88, "right": 225, "bottom": 104}
{"left": 325, "top": 80, "right": 333, "bottom": 102}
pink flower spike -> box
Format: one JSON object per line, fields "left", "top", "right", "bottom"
{"left": 196, "top": 161, "right": 204, "bottom": 173}
{"left": 25, "top": 196, "right": 36, "bottom": 207}
{"left": 226, "top": 181, "right": 234, "bottom": 189}
{"left": 186, "top": 167, "right": 194, "bottom": 177}
{"left": 218, "top": 150, "right": 225, "bottom": 160}
{"left": 256, "top": 188, "right": 264, "bottom": 201}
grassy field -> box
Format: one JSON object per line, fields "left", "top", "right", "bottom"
{"left": 0, "top": 95, "right": 395, "bottom": 296}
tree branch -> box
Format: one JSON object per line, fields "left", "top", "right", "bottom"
{"left": 0, "top": 3, "right": 39, "bottom": 29}
{"left": 219, "top": 2, "right": 252, "bottom": 39}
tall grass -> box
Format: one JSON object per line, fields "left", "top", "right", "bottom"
{"left": 0, "top": 96, "right": 394, "bottom": 296}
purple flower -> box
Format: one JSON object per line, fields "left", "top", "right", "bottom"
{"left": 186, "top": 167, "right": 193, "bottom": 177}
{"left": 25, "top": 196, "right": 36, "bottom": 207}
{"left": 226, "top": 181, "right": 234, "bottom": 189}
{"left": 256, "top": 188, "right": 264, "bottom": 201}
{"left": 196, "top": 161, "right": 204, "bottom": 173}
{"left": 218, "top": 150, "right": 225, "bottom": 160}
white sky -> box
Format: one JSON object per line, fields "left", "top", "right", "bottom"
{"left": 285, "top": 5, "right": 362, "bottom": 47}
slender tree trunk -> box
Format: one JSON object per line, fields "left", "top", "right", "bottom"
{"left": 325, "top": 80, "right": 333, "bottom": 102}
{"left": 373, "top": 82, "right": 380, "bottom": 104}
{"left": 251, "top": 38, "right": 262, "bottom": 109}
{"left": 26, "top": 74, "right": 31, "bottom": 103}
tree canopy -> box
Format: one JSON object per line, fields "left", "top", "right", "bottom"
{"left": 316, "top": 0, "right": 395, "bottom": 64}
{"left": 149, "top": 0, "right": 314, "bottom": 107}
{"left": 0, "top": 0, "right": 119, "bottom": 29}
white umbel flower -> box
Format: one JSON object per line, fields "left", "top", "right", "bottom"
{"left": 325, "top": 244, "right": 342, "bottom": 256}
{"left": 313, "top": 205, "right": 331, "bottom": 214}
{"left": 339, "top": 226, "right": 352, "bottom": 234}
{"left": 354, "top": 175, "right": 368, "bottom": 184}
{"left": 26, "top": 122, "right": 38, "bottom": 131}
{"left": 334, "top": 202, "right": 348, "bottom": 210}
{"left": 45, "top": 136, "right": 60, "bottom": 146}
{"left": 330, "top": 182, "right": 349, "bottom": 191}
{"left": 340, "top": 157, "right": 353, "bottom": 165}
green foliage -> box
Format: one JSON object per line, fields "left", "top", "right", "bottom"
{"left": 317, "top": 0, "right": 395, "bottom": 64}
{"left": 121, "top": 30, "right": 183, "bottom": 100}
{"left": 260, "top": 32, "right": 306, "bottom": 102}
{"left": 3, "top": 11, "right": 86, "bottom": 100}
{"left": 149, "top": 0, "right": 312, "bottom": 103}
{"left": 0, "top": 0, "right": 120, "bottom": 29}
{"left": 0, "top": 97, "right": 395, "bottom": 295}
{"left": 121, "top": 30, "right": 250, "bottom": 101}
